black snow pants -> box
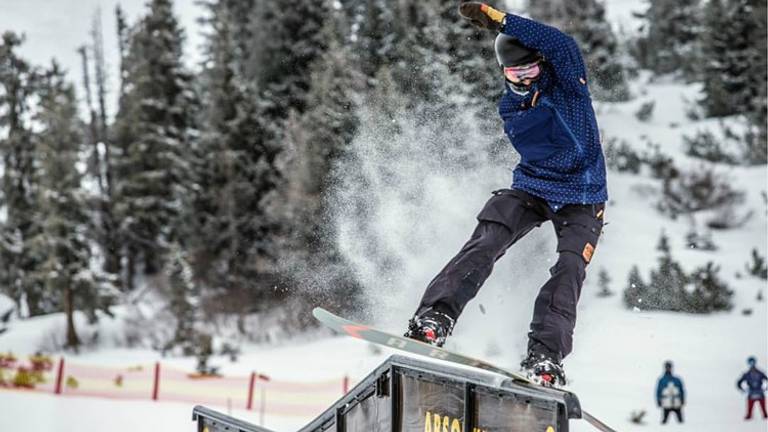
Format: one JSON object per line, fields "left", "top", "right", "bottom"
{"left": 415, "top": 188, "right": 605, "bottom": 360}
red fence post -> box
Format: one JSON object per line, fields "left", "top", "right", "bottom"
{"left": 152, "top": 362, "right": 161, "bottom": 401}
{"left": 246, "top": 372, "right": 256, "bottom": 410}
{"left": 54, "top": 357, "right": 65, "bottom": 395}
{"left": 343, "top": 375, "right": 349, "bottom": 394}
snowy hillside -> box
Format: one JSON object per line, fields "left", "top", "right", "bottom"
{"left": 0, "top": 0, "right": 766, "bottom": 431}
{"left": 1, "top": 73, "right": 766, "bottom": 432}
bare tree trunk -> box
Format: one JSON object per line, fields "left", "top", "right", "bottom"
{"left": 92, "top": 8, "right": 122, "bottom": 278}
{"left": 64, "top": 283, "right": 80, "bottom": 351}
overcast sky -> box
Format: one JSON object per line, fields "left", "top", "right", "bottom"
{"left": 0, "top": 0, "right": 206, "bottom": 120}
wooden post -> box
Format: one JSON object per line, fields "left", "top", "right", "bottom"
{"left": 54, "top": 357, "right": 65, "bottom": 395}
{"left": 246, "top": 372, "right": 256, "bottom": 410}
{"left": 152, "top": 362, "right": 160, "bottom": 401}
{"left": 343, "top": 375, "right": 349, "bottom": 394}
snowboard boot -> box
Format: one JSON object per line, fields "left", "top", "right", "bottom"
{"left": 520, "top": 343, "right": 566, "bottom": 387}
{"left": 404, "top": 307, "right": 455, "bottom": 347}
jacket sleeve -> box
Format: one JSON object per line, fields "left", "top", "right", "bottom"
{"left": 655, "top": 378, "right": 663, "bottom": 404}
{"left": 677, "top": 379, "right": 685, "bottom": 404}
{"left": 501, "top": 13, "right": 588, "bottom": 95}
{"left": 737, "top": 373, "right": 746, "bottom": 391}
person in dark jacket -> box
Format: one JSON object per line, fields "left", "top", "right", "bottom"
{"left": 656, "top": 361, "right": 685, "bottom": 424}
{"left": 404, "top": 2, "right": 607, "bottom": 387}
{"left": 737, "top": 356, "right": 768, "bottom": 420}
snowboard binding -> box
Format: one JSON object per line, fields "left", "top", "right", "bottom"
{"left": 520, "top": 345, "right": 567, "bottom": 387}
{"left": 404, "top": 308, "right": 455, "bottom": 347}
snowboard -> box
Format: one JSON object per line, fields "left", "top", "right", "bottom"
{"left": 312, "top": 307, "right": 617, "bottom": 432}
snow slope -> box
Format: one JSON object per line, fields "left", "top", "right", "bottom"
{"left": 0, "top": 0, "right": 766, "bottom": 430}
{"left": 1, "top": 73, "right": 766, "bottom": 432}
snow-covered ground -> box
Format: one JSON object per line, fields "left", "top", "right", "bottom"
{"left": 1, "top": 74, "right": 766, "bottom": 431}
{"left": 1, "top": 0, "right": 767, "bottom": 431}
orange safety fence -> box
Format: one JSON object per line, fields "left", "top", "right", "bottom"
{"left": 0, "top": 354, "right": 350, "bottom": 417}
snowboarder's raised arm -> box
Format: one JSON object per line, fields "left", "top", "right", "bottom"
{"left": 458, "top": 3, "right": 587, "bottom": 94}
{"left": 500, "top": 14, "right": 584, "bottom": 78}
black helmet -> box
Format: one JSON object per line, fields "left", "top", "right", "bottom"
{"left": 494, "top": 33, "right": 540, "bottom": 67}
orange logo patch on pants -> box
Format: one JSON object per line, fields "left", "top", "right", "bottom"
{"left": 582, "top": 242, "right": 595, "bottom": 263}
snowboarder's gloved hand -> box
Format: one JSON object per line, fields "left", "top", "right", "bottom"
{"left": 458, "top": 2, "right": 506, "bottom": 32}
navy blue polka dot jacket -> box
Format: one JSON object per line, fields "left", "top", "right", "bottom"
{"left": 498, "top": 14, "right": 608, "bottom": 211}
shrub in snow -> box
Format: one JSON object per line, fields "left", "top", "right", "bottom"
{"left": 596, "top": 267, "right": 614, "bottom": 297}
{"left": 746, "top": 249, "right": 768, "bottom": 280}
{"left": 641, "top": 142, "right": 677, "bottom": 180}
{"left": 686, "top": 262, "right": 733, "bottom": 313}
{"left": 683, "top": 129, "right": 739, "bottom": 164}
{"left": 685, "top": 227, "right": 718, "bottom": 252}
{"left": 632, "top": 0, "right": 702, "bottom": 79}
{"left": 624, "top": 234, "right": 734, "bottom": 313}
{"left": 604, "top": 139, "right": 642, "bottom": 173}
{"left": 657, "top": 165, "right": 745, "bottom": 218}
{"left": 646, "top": 233, "right": 690, "bottom": 312}
{"left": 634, "top": 101, "right": 655, "bottom": 122}
{"left": 220, "top": 342, "right": 241, "bottom": 362}
{"left": 629, "top": 409, "right": 646, "bottom": 424}
{"left": 741, "top": 126, "right": 768, "bottom": 165}
{"left": 706, "top": 204, "right": 753, "bottom": 230}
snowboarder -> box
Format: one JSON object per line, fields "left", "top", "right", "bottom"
{"left": 404, "top": 2, "right": 607, "bottom": 387}
{"left": 737, "top": 356, "right": 768, "bottom": 420}
{"left": 655, "top": 361, "right": 685, "bottom": 424}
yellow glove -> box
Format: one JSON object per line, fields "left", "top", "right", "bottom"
{"left": 458, "top": 2, "right": 506, "bottom": 31}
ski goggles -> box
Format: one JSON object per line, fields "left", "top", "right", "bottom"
{"left": 503, "top": 62, "right": 542, "bottom": 82}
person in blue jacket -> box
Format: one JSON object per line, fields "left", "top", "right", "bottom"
{"left": 737, "top": 356, "right": 768, "bottom": 420}
{"left": 404, "top": 2, "right": 607, "bottom": 386}
{"left": 656, "top": 361, "right": 685, "bottom": 424}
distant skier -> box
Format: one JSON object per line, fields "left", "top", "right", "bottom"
{"left": 404, "top": 2, "right": 607, "bottom": 386}
{"left": 655, "top": 361, "right": 685, "bottom": 424}
{"left": 737, "top": 356, "right": 768, "bottom": 420}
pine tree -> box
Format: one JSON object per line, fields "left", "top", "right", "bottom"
{"left": 115, "top": 5, "right": 130, "bottom": 97}
{"left": 687, "top": 262, "right": 733, "bottom": 312}
{"left": 348, "top": 0, "right": 401, "bottom": 86}
{"left": 30, "top": 62, "right": 116, "bottom": 349}
{"left": 597, "top": 267, "right": 614, "bottom": 297}
{"left": 0, "top": 32, "right": 46, "bottom": 316}
{"left": 528, "top": 0, "right": 630, "bottom": 101}
{"left": 112, "top": 0, "right": 198, "bottom": 281}
{"left": 623, "top": 265, "right": 648, "bottom": 309}
{"left": 247, "top": 0, "right": 331, "bottom": 118}
{"left": 700, "top": 0, "right": 734, "bottom": 117}
{"left": 190, "top": 0, "right": 280, "bottom": 299}
{"left": 648, "top": 231, "right": 689, "bottom": 311}
{"left": 279, "top": 12, "right": 363, "bottom": 303}
{"left": 746, "top": 248, "right": 768, "bottom": 279}
{"left": 164, "top": 243, "right": 199, "bottom": 354}
{"left": 634, "top": 0, "right": 702, "bottom": 78}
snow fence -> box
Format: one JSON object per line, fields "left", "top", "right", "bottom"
{"left": 0, "top": 354, "right": 348, "bottom": 417}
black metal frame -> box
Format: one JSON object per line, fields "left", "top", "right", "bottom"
{"left": 194, "top": 355, "right": 579, "bottom": 432}
{"left": 192, "top": 405, "right": 276, "bottom": 432}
